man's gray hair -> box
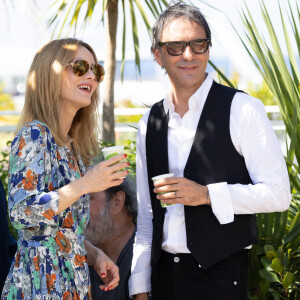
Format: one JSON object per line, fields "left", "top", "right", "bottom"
{"left": 151, "top": 2, "right": 211, "bottom": 52}
{"left": 105, "top": 175, "right": 137, "bottom": 221}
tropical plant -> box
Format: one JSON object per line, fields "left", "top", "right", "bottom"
{"left": 209, "top": 1, "right": 300, "bottom": 297}
{"left": 236, "top": 0, "right": 300, "bottom": 298}
{"left": 253, "top": 244, "right": 295, "bottom": 299}
{"left": 0, "top": 140, "right": 10, "bottom": 195}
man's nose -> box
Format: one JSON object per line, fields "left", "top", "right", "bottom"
{"left": 182, "top": 45, "right": 194, "bottom": 60}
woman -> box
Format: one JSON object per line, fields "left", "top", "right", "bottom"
{"left": 1, "top": 38, "right": 128, "bottom": 299}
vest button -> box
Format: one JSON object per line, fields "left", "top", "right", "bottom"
{"left": 174, "top": 257, "right": 180, "bottom": 263}
{"left": 234, "top": 281, "right": 238, "bottom": 285}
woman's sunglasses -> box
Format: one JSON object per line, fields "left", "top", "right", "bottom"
{"left": 68, "top": 59, "right": 105, "bottom": 82}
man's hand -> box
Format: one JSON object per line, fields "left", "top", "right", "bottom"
{"left": 153, "top": 177, "right": 210, "bottom": 206}
{"left": 133, "top": 293, "right": 149, "bottom": 300}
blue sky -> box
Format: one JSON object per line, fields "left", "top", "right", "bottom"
{"left": 0, "top": 0, "right": 293, "bottom": 85}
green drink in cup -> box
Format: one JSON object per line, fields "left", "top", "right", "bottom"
{"left": 102, "top": 146, "right": 126, "bottom": 177}
{"left": 152, "top": 173, "right": 175, "bottom": 207}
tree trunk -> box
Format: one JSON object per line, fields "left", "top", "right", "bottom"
{"left": 102, "top": 0, "right": 118, "bottom": 144}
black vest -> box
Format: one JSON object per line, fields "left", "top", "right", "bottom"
{"left": 146, "top": 81, "right": 258, "bottom": 273}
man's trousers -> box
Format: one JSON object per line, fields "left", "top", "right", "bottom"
{"left": 151, "top": 249, "right": 249, "bottom": 300}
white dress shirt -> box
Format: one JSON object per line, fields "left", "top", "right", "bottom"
{"left": 129, "top": 74, "right": 291, "bottom": 296}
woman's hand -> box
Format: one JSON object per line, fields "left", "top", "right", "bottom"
{"left": 57, "top": 154, "right": 128, "bottom": 214}
{"left": 84, "top": 240, "right": 120, "bottom": 291}
{"left": 82, "top": 153, "right": 129, "bottom": 194}
{"left": 94, "top": 249, "right": 120, "bottom": 291}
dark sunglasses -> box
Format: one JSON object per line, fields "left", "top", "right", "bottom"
{"left": 68, "top": 59, "right": 105, "bottom": 82}
{"left": 158, "top": 38, "right": 211, "bottom": 56}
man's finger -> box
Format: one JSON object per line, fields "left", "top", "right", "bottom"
{"left": 153, "top": 177, "right": 180, "bottom": 187}
{"left": 157, "top": 190, "right": 180, "bottom": 199}
{"left": 154, "top": 183, "right": 179, "bottom": 194}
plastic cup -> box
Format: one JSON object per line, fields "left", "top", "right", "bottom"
{"left": 102, "top": 146, "right": 126, "bottom": 177}
{"left": 152, "top": 173, "right": 175, "bottom": 207}
{"left": 102, "top": 145, "right": 124, "bottom": 160}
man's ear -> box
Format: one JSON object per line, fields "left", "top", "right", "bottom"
{"left": 153, "top": 48, "right": 163, "bottom": 67}
{"left": 110, "top": 191, "right": 125, "bottom": 215}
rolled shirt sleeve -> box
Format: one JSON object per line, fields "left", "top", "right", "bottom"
{"left": 208, "top": 93, "right": 291, "bottom": 224}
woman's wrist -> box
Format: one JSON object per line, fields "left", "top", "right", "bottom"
{"left": 75, "top": 176, "right": 88, "bottom": 195}
{"left": 84, "top": 239, "right": 99, "bottom": 266}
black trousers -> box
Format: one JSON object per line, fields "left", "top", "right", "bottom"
{"left": 151, "top": 249, "right": 249, "bottom": 300}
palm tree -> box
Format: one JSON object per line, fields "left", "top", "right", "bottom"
{"left": 46, "top": 0, "right": 171, "bottom": 143}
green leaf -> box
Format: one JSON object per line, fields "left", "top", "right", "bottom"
{"left": 276, "top": 248, "right": 283, "bottom": 261}
{"left": 144, "top": 0, "right": 159, "bottom": 18}
{"left": 84, "top": 0, "right": 97, "bottom": 21}
{"left": 57, "top": 0, "right": 77, "bottom": 38}
{"left": 129, "top": 0, "right": 141, "bottom": 75}
{"left": 269, "top": 292, "right": 280, "bottom": 300}
{"left": 282, "top": 271, "right": 293, "bottom": 289}
{"left": 259, "top": 269, "right": 279, "bottom": 283}
{"left": 120, "top": 0, "right": 126, "bottom": 81}
{"left": 238, "top": 0, "right": 300, "bottom": 163}
{"left": 282, "top": 250, "right": 290, "bottom": 268}
{"left": 208, "top": 60, "right": 237, "bottom": 88}
{"left": 264, "top": 245, "right": 278, "bottom": 259}
{"left": 264, "top": 244, "right": 276, "bottom": 253}
{"left": 265, "top": 212, "right": 275, "bottom": 237}
{"left": 261, "top": 256, "right": 272, "bottom": 270}
{"left": 283, "top": 214, "right": 300, "bottom": 244}
{"left": 260, "top": 280, "right": 270, "bottom": 296}
{"left": 134, "top": 0, "right": 151, "bottom": 35}
{"left": 270, "top": 258, "right": 284, "bottom": 274}
{"left": 276, "top": 211, "right": 288, "bottom": 248}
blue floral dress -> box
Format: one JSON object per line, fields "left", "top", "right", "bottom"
{"left": 1, "top": 120, "right": 91, "bottom": 300}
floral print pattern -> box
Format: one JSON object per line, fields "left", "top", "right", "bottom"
{"left": 1, "top": 120, "right": 91, "bottom": 300}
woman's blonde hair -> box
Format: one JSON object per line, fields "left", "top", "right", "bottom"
{"left": 17, "top": 38, "right": 100, "bottom": 165}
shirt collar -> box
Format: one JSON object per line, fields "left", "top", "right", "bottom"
{"left": 163, "top": 73, "right": 214, "bottom": 115}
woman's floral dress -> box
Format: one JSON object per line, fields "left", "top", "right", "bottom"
{"left": 1, "top": 120, "right": 91, "bottom": 300}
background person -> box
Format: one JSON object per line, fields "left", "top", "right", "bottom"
{"left": 85, "top": 176, "right": 137, "bottom": 300}
{"left": 1, "top": 38, "right": 128, "bottom": 299}
{"left": 0, "top": 179, "right": 10, "bottom": 295}
{"left": 129, "top": 3, "right": 291, "bottom": 300}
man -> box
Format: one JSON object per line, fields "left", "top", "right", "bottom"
{"left": 129, "top": 2, "right": 291, "bottom": 300}
{"left": 85, "top": 176, "right": 137, "bottom": 300}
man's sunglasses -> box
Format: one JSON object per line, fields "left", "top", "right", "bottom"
{"left": 68, "top": 59, "right": 105, "bottom": 82}
{"left": 158, "top": 38, "right": 211, "bottom": 56}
